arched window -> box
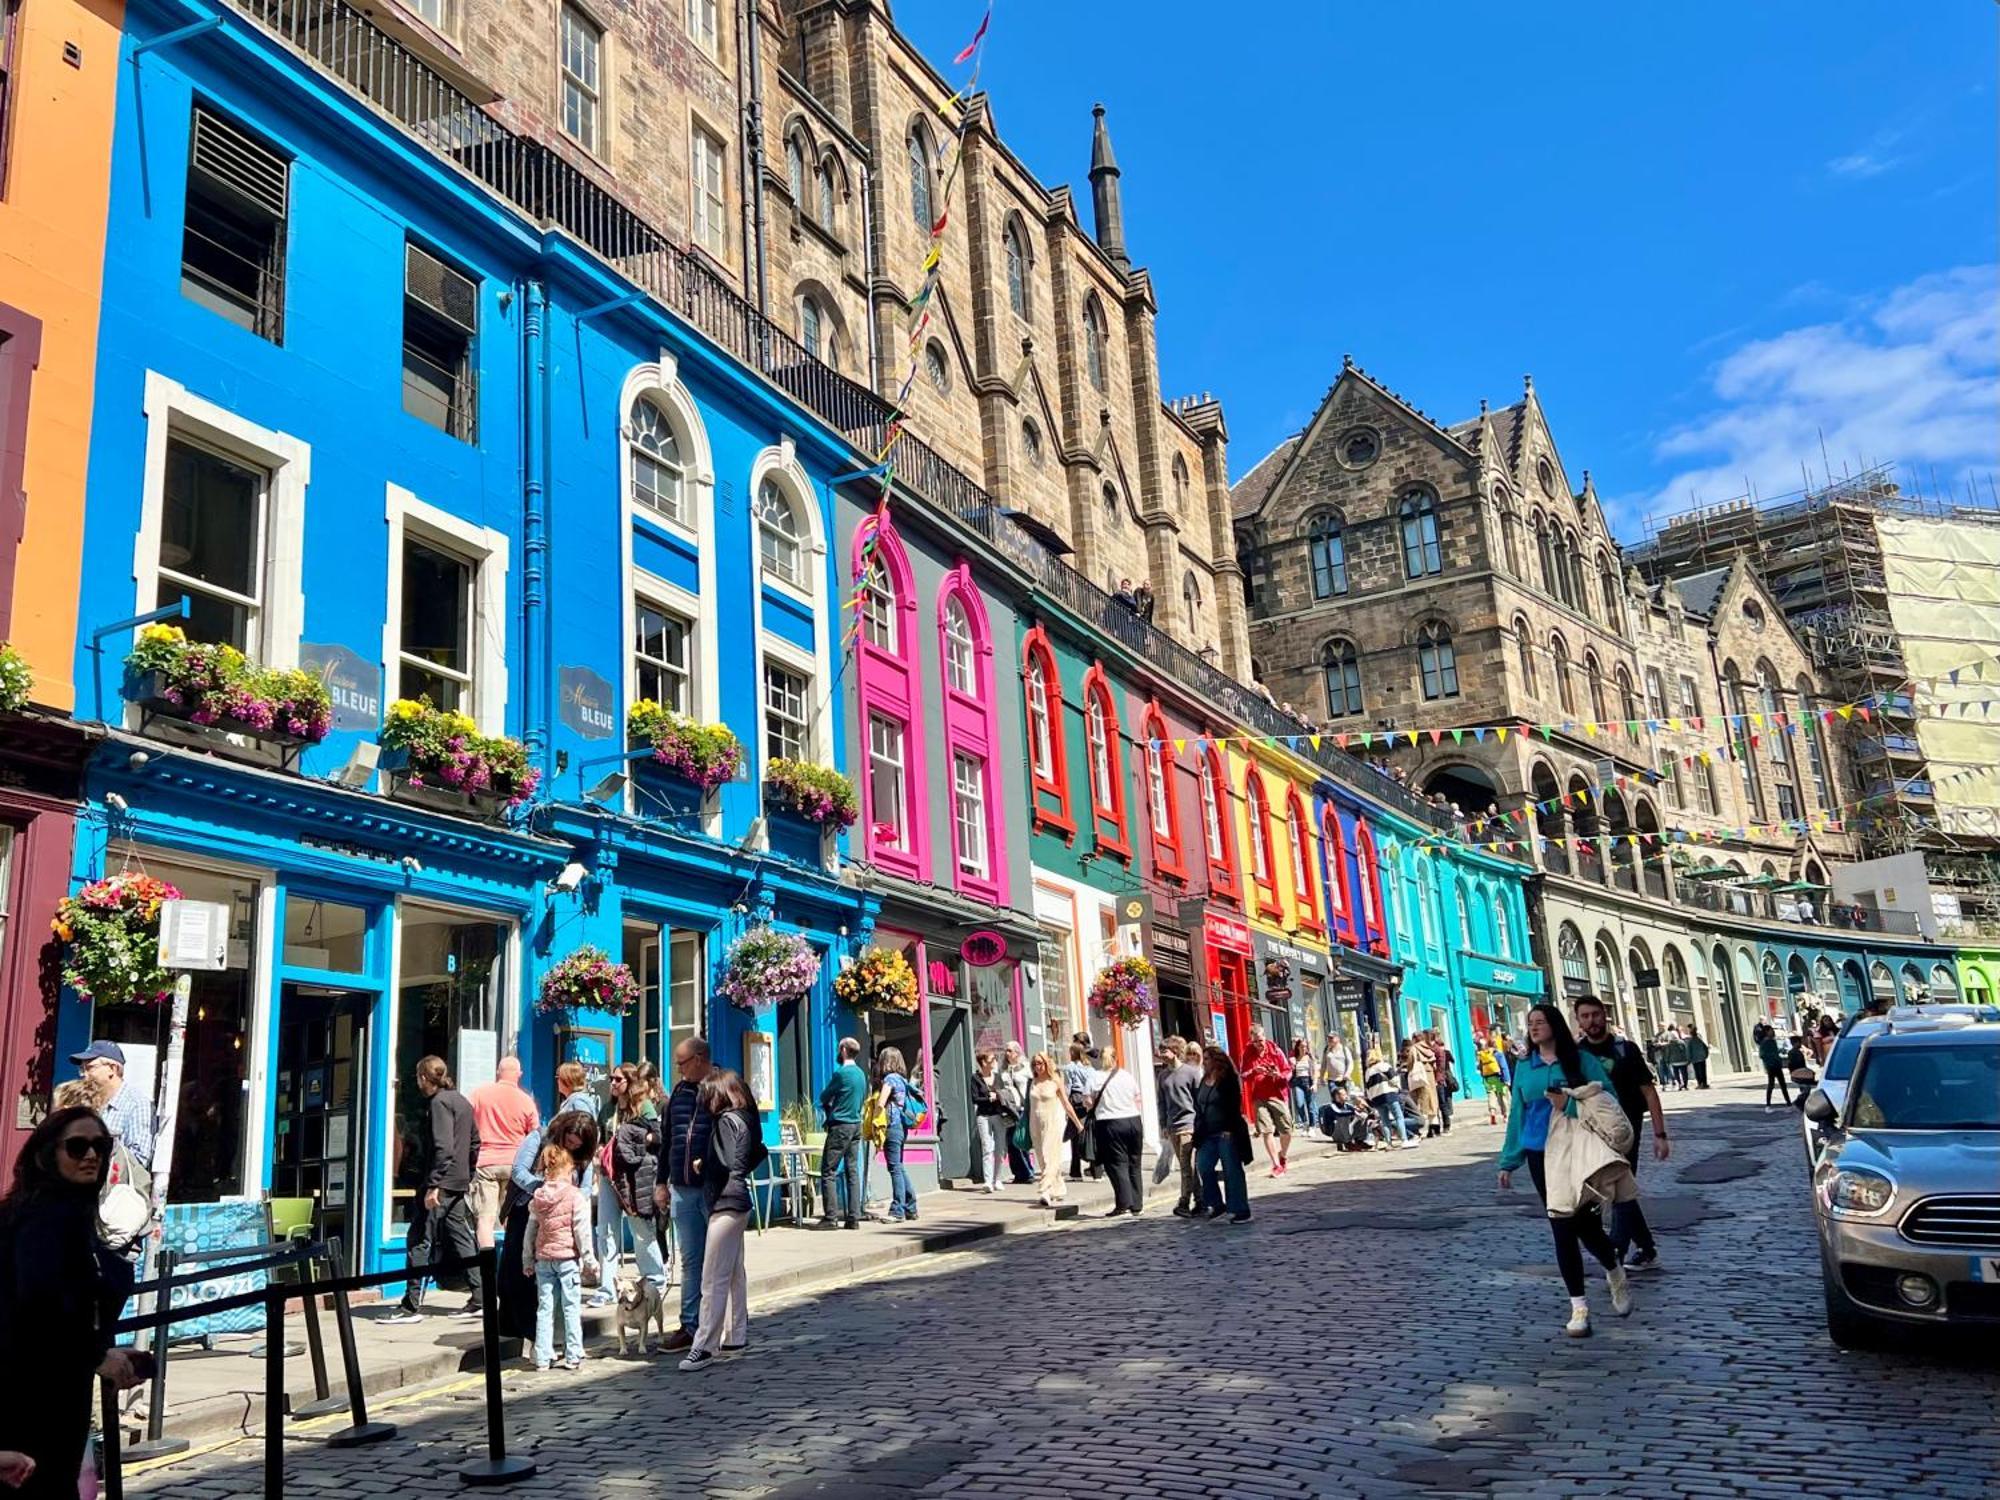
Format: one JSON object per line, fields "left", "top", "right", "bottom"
{"left": 1181, "top": 571, "right": 1201, "bottom": 636}
{"left": 1585, "top": 652, "right": 1607, "bottom": 721}
{"left": 1615, "top": 667, "right": 1638, "bottom": 724}
{"left": 1083, "top": 294, "right": 1107, "bottom": 391}
{"left": 1724, "top": 664, "right": 1764, "bottom": 817}
{"left": 1491, "top": 889, "right": 1512, "bottom": 959}
{"left": 800, "top": 294, "right": 830, "bottom": 363}
{"left": 1286, "top": 788, "right": 1320, "bottom": 928}
{"left": 1513, "top": 615, "right": 1537, "bottom": 694}
{"left": 1599, "top": 551, "right": 1622, "bottom": 629}
{"left": 1082, "top": 665, "right": 1128, "bottom": 854}
{"left": 785, "top": 133, "right": 806, "bottom": 205}
{"left": 1417, "top": 622, "right": 1459, "bottom": 699}
{"left": 1551, "top": 634, "right": 1575, "bottom": 716}
{"left": 1455, "top": 881, "right": 1474, "bottom": 952}
{"left": 1322, "top": 807, "right": 1351, "bottom": 927}
{"left": 1003, "top": 218, "right": 1029, "bottom": 317}
{"left": 1245, "top": 770, "right": 1277, "bottom": 909}
{"left": 1021, "top": 628, "right": 1071, "bottom": 835}
{"left": 854, "top": 518, "right": 923, "bottom": 876}
{"left": 1321, "top": 638, "right": 1362, "bottom": 717}
{"left": 816, "top": 159, "right": 837, "bottom": 227}
{"left": 942, "top": 596, "right": 975, "bottom": 694}
{"left": 858, "top": 557, "right": 895, "bottom": 650}
{"left": 1567, "top": 529, "right": 1587, "bottom": 610}
{"left": 1797, "top": 676, "right": 1831, "bottom": 808}
{"left": 1399, "top": 490, "right": 1442, "bottom": 577}
{"left": 1102, "top": 483, "right": 1120, "bottom": 526}
{"left": 1497, "top": 491, "right": 1522, "bottom": 576}
{"left": 1558, "top": 923, "right": 1589, "bottom": 992}
{"left": 756, "top": 477, "right": 807, "bottom": 587}
{"left": 906, "top": 122, "right": 933, "bottom": 229}
{"left": 1307, "top": 509, "right": 1348, "bottom": 598}
{"left": 1644, "top": 668, "right": 1667, "bottom": 721}
{"left": 1172, "top": 455, "right": 1191, "bottom": 516}
{"left": 627, "top": 395, "right": 687, "bottom": 525}
{"left": 1198, "top": 746, "right": 1238, "bottom": 896}
{"left": 1533, "top": 512, "right": 1555, "bottom": 596}
{"left": 1354, "top": 820, "right": 1384, "bottom": 947}
{"left": 1141, "top": 704, "right": 1185, "bottom": 878}
{"left": 936, "top": 569, "right": 1000, "bottom": 898}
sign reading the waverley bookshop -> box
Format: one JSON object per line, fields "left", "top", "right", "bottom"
{"left": 300, "top": 642, "right": 381, "bottom": 731}
{"left": 559, "top": 666, "right": 617, "bottom": 740}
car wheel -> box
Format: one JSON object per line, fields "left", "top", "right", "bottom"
{"left": 1822, "top": 1276, "right": 1882, "bottom": 1350}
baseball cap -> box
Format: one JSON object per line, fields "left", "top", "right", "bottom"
{"left": 71, "top": 1040, "right": 127, "bottom": 1067}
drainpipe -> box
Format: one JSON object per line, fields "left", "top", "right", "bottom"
{"left": 743, "top": 1, "right": 769, "bottom": 316}
{"left": 523, "top": 281, "right": 550, "bottom": 773}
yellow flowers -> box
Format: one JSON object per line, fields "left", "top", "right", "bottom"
{"left": 138, "top": 623, "right": 187, "bottom": 645}
{"left": 389, "top": 698, "right": 425, "bottom": 720}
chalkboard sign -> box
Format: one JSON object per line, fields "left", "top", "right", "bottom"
{"left": 557, "top": 1025, "right": 615, "bottom": 1118}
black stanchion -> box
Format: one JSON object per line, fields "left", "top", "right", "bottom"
{"left": 98, "top": 1377, "right": 125, "bottom": 1500}
{"left": 457, "top": 1247, "right": 535, "bottom": 1488}
{"left": 288, "top": 1244, "right": 346, "bottom": 1420}
{"left": 124, "top": 1246, "right": 191, "bottom": 1462}
{"left": 264, "top": 1287, "right": 286, "bottom": 1498}
{"left": 322, "top": 1237, "right": 396, "bottom": 1449}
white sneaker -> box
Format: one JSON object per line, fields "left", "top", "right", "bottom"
{"left": 1564, "top": 1305, "right": 1592, "bottom": 1338}
{"left": 1606, "top": 1265, "right": 1633, "bottom": 1316}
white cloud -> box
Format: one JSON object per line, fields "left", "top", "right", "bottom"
{"left": 1826, "top": 151, "right": 1900, "bottom": 179}
{"left": 1630, "top": 265, "right": 1998, "bottom": 528}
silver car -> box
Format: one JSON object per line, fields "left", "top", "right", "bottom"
{"left": 1801, "top": 1007, "right": 2000, "bottom": 1170}
{"left": 1806, "top": 1025, "right": 2000, "bottom": 1348}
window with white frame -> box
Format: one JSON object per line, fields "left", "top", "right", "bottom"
{"left": 685, "top": 0, "right": 718, "bottom": 54}
{"left": 558, "top": 4, "right": 602, "bottom": 154}
{"left": 397, "top": 534, "right": 474, "bottom": 710}
{"left": 1247, "top": 778, "right": 1274, "bottom": 887}
{"left": 1199, "top": 754, "right": 1225, "bottom": 861}
{"left": 1085, "top": 692, "right": 1114, "bottom": 808}
{"left": 755, "top": 477, "right": 805, "bottom": 586}
{"left": 633, "top": 595, "right": 692, "bottom": 712}
{"left": 867, "top": 713, "right": 908, "bottom": 850}
{"left": 952, "top": 751, "right": 989, "bottom": 878}
{"left": 1287, "top": 802, "right": 1310, "bottom": 900}
{"left": 382, "top": 485, "right": 506, "bottom": 731}
{"left": 943, "top": 596, "right": 975, "bottom": 695}
{"left": 859, "top": 559, "right": 895, "bottom": 649}
{"left": 157, "top": 435, "right": 269, "bottom": 651}
{"left": 691, "top": 123, "right": 727, "bottom": 258}
{"left": 1024, "top": 655, "right": 1054, "bottom": 780}
{"left": 763, "top": 658, "right": 809, "bottom": 762}
{"left": 628, "top": 397, "right": 687, "bottom": 525}
{"left": 1491, "top": 891, "right": 1512, "bottom": 959}
{"left": 1146, "top": 740, "right": 1170, "bottom": 829}
{"left": 406, "top": 0, "right": 453, "bottom": 32}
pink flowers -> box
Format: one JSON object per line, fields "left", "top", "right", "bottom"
{"left": 718, "top": 927, "right": 822, "bottom": 1010}
{"left": 127, "top": 626, "right": 333, "bottom": 744}
{"left": 536, "top": 946, "right": 641, "bottom": 1016}
{"left": 53, "top": 872, "right": 184, "bottom": 1005}
{"left": 764, "top": 758, "right": 859, "bottom": 831}
{"left": 1088, "top": 956, "right": 1159, "bottom": 1031}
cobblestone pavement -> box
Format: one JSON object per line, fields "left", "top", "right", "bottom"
{"left": 126, "top": 1083, "right": 2000, "bottom": 1498}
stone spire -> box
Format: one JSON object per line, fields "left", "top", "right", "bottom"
{"left": 1088, "top": 103, "right": 1128, "bottom": 269}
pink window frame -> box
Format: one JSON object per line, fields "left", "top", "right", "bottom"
{"left": 853, "top": 515, "right": 927, "bottom": 879}
{"left": 936, "top": 563, "right": 1006, "bottom": 904}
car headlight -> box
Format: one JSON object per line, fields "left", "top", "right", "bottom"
{"left": 1816, "top": 1166, "right": 1896, "bottom": 1217}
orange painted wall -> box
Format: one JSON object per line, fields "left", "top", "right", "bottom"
{"left": 0, "top": 0, "right": 124, "bottom": 711}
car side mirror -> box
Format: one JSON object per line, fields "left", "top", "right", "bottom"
{"left": 1803, "top": 1089, "right": 1837, "bottom": 1125}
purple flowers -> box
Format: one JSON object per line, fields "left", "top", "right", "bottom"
{"left": 126, "top": 626, "right": 333, "bottom": 744}
{"left": 718, "top": 927, "right": 822, "bottom": 1011}
{"left": 628, "top": 701, "right": 743, "bottom": 793}
{"left": 537, "top": 946, "right": 641, "bottom": 1016}
{"left": 764, "top": 758, "right": 859, "bottom": 831}
{"left": 1088, "top": 957, "right": 1159, "bottom": 1031}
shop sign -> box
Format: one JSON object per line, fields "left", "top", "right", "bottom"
{"left": 1459, "top": 953, "right": 1544, "bottom": 995}
{"left": 1203, "top": 910, "right": 1251, "bottom": 954}
{"left": 301, "top": 642, "right": 381, "bottom": 731}
{"left": 559, "top": 666, "right": 618, "bottom": 740}
{"left": 1150, "top": 922, "right": 1193, "bottom": 976}
{"left": 1258, "top": 934, "right": 1324, "bottom": 972}
{"left": 1562, "top": 975, "right": 1594, "bottom": 997}
{"left": 961, "top": 930, "right": 1007, "bottom": 967}
{"left": 1333, "top": 978, "right": 1364, "bottom": 1007}
{"left": 1632, "top": 966, "right": 1662, "bottom": 990}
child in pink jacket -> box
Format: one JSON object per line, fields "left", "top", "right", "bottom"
{"left": 522, "top": 1141, "right": 597, "bottom": 1370}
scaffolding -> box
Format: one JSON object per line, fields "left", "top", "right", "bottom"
{"left": 1629, "top": 465, "right": 2000, "bottom": 928}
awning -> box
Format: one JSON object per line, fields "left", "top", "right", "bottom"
{"left": 1772, "top": 880, "right": 1829, "bottom": 893}
{"left": 1739, "top": 873, "right": 1783, "bottom": 889}
{"left": 1682, "top": 864, "right": 1737, "bottom": 880}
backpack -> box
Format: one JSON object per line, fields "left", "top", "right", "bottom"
{"left": 98, "top": 1141, "right": 154, "bottom": 1260}
{"left": 897, "top": 1078, "right": 929, "bottom": 1132}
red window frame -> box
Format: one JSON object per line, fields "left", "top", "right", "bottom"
{"left": 1244, "top": 767, "right": 1281, "bottom": 920}
{"left": 1080, "top": 663, "right": 1129, "bottom": 858}
{"left": 1322, "top": 805, "right": 1356, "bottom": 946}
{"left": 1139, "top": 702, "right": 1186, "bottom": 881}
{"left": 1198, "top": 743, "right": 1239, "bottom": 900}
{"left": 1021, "top": 626, "right": 1074, "bottom": 839}
{"left": 1285, "top": 785, "right": 1322, "bottom": 935}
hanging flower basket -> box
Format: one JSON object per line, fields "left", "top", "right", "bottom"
{"left": 0, "top": 643, "right": 31, "bottom": 714}
{"left": 536, "top": 945, "right": 640, "bottom": 1017}
{"left": 126, "top": 625, "right": 333, "bottom": 745}
{"left": 1088, "top": 956, "right": 1159, "bottom": 1031}
{"left": 53, "top": 872, "right": 183, "bottom": 1007}
{"left": 833, "top": 947, "right": 919, "bottom": 1015}
{"left": 717, "top": 926, "right": 821, "bottom": 1011}
{"left": 628, "top": 701, "right": 742, "bottom": 793}
{"left": 763, "top": 758, "right": 859, "bottom": 831}
{"left": 379, "top": 699, "right": 540, "bottom": 815}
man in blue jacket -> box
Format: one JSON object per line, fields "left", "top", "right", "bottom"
{"left": 653, "top": 1037, "right": 712, "bottom": 1352}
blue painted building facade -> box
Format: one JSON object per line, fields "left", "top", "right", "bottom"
{"left": 63, "top": 0, "right": 872, "bottom": 1274}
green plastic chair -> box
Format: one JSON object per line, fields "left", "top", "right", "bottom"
{"left": 267, "top": 1196, "right": 316, "bottom": 1244}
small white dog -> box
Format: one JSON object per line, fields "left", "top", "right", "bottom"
{"left": 613, "top": 1275, "right": 669, "bottom": 1355}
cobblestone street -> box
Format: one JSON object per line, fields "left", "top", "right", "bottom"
{"left": 126, "top": 1083, "right": 2000, "bottom": 1499}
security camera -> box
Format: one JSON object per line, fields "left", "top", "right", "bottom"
{"left": 549, "top": 861, "right": 588, "bottom": 895}
{"left": 400, "top": 854, "right": 423, "bottom": 874}
{"left": 105, "top": 792, "right": 129, "bottom": 813}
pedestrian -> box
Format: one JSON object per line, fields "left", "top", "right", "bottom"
{"left": 998, "top": 1042, "right": 1035, "bottom": 1183}
{"left": 1061, "top": 1041, "right": 1097, "bottom": 1179}
{"left": 1364, "top": 1046, "right": 1417, "bottom": 1148}
{"left": 651, "top": 1036, "right": 713, "bottom": 1352}
{"left": 816, "top": 1036, "right": 866, "bottom": 1229}
{"left": 609, "top": 1063, "right": 667, "bottom": 1298}
{"left": 971, "top": 1050, "right": 1011, "bottom": 1194}
{"left": 1573, "top": 996, "right": 1670, "bottom": 1272}
{"left": 1476, "top": 1033, "right": 1509, "bottom": 1125}
{"left": 0, "top": 1107, "right": 147, "bottom": 1500}
{"left": 1132, "top": 579, "right": 1155, "bottom": 620}
{"left": 1287, "top": 1039, "right": 1318, "bottom": 1137}
{"left": 1320, "top": 1030, "right": 1353, "bottom": 1104}
{"left": 874, "top": 1046, "right": 921, "bottom": 1222}
{"left": 1403, "top": 1040, "right": 1442, "bottom": 1138}
{"left": 1192, "top": 1045, "right": 1253, "bottom": 1224}
{"left": 1661, "top": 1028, "right": 1691, "bottom": 1091}
{"left": 1241, "top": 1023, "right": 1295, "bottom": 1175}
{"left": 1784, "top": 1034, "right": 1816, "bottom": 1111}
{"left": 1496, "top": 1003, "right": 1631, "bottom": 1338}
{"left": 468, "top": 1056, "right": 541, "bottom": 1250}
{"left": 500, "top": 1111, "right": 597, "bottom": 1344}
{"left": 1155, "top": 1039, "right": 1201, "bottom": 1215}
{"left": 523, "top": 1138, "right": 595, "bottom": 1371}
{"left": 678, "top": 1070, "right": 767, "bottom": 1373}
{"left": 383, "top": 1056, "right": 481, "bottom": 1323}
{"left": 1756, "top": 1024, "right": 1792, "bottom": 1110}
{"left": 69, "top": 1040, "right": 156, "bottom": 1174}
{"left": 1684, "top": 1024, "right": 1711, "bottom": 1090}
{"left": 1430, "top": 1030, "right": 1458, "bottom": 1133}
{"left": 1027, "top": 1052, "right": 1084, "bottom": 1207}
{"left": 1088, "top": 1049, "right": 1145, "bottom": 1216}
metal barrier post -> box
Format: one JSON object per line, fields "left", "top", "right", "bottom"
{"left": 457, "top": 1247, "right": 535, "bottom": 1487}
{"left": 98, "top": 1377, "right": 125, "bottom": 1500}
{"left": 322, "top": 1237, "right": 396, "bottom": 1448}
{"left": 124, "top": 1246, "right": 190, "bottom": 1462}
{"left": 288, "top": 1243, "right": 346, "bottom": 1419}
{"left": 264, "top": 1286, "right": 286, "bottom": 1498}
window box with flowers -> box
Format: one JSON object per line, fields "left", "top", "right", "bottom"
{"left": 832, "top": 946, "right": 918, "bottom": 1016}
{"left": 1088, "top": 955, "right": 1158, "bottom": 1031}
{"left": 0, "top": 643, "right": 32, "bottom": 714}
{"left": 124, "top": 625, "right": 332, "bottom": 760}
{"left": 629, "top": 700, "right": 742, "bottom": 820}
{"left": 717, "top": 926, "right": 822, "bottom": 1012}
{"left": 536, "top": 946, "right": 641, "bottom": 1021}
{"left": 52, "top": 872, "right": 183, "bottom": 1007}
{"left": 377, "top": 698, "right": 540, "bottom": 820}
{"left": 762, "top": 757, "right": 856, "bottom": 865}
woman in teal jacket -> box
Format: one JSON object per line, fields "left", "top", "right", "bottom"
{"left": 1497, "top": 1002, "right": 1631, "bottom": 1338}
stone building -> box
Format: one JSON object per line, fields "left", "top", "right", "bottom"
{"left": 415, "top": 0, "right": 1246, "bottom": 672}
{"left": 1232, "top": 361, "right": 1952, "bottom": 1063}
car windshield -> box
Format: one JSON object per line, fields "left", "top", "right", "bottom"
{"left": 1824, "top": 1029, "right": 1877, "bottom": 1082}
{"left": 1848, "top": 1044, "right": 2000, "bottom": 1130}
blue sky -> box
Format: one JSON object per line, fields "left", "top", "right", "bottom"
{"left": 897, "top": 1, "right": 1998, "bottom": 540}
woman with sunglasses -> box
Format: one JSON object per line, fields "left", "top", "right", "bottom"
{"left": 0, "top": 1106, "right": 147, "bottom": 1497}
